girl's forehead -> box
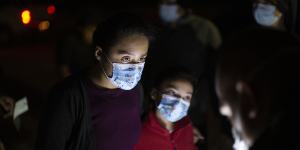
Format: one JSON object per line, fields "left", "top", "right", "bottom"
{"left": 114, "top": 35, "right": 148, "bottom": 48}
{"left": 160, "top": 79, "right": 193, "bottom": 92}
{"left": 108, "top": 35, "right": 149, "bottom": 56}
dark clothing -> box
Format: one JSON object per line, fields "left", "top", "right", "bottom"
{"left": 35, "top": 74, "right": 142, "bottom": 150}
{"left": 250, "top": 113, "right": 300, "bottom": 150}
{"left": 178, "top": 15, "right": 222, "bottom": 49}
{"left": 86, "top": 80, "right": 142, "bottom": 150}
{"left": 35, "top": 75, "right": 94, "bottom": 150}
{"left": 134, "top": 112, "right": 197, "bottom": 150}
{"left": 143, "top": 24, "right": 208, "bottom": 90}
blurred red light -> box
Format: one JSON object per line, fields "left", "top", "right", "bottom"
{"left": 47, "top": 5, "right": 56, "bottom": 15}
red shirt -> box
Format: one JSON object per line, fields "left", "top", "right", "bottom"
{"left": 134, "top": 112, "right": 197, "bottom": 150}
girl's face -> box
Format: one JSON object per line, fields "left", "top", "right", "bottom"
{"left": 98, "top": 34, "right": 149, "bottom": 76}
{"left": 155, "top": 79, "right": 193, "bottom": 103}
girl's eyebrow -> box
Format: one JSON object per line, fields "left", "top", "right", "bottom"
{"left": 117, "top": 49, "right": 134, "bottom": 55}
{"left": 117, "top": 49, "right": 148, "bottom": 57}
{"left": 186, "top": 92, "right": 193, "bottom": 95}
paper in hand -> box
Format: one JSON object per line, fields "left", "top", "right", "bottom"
{"left": 13, "top": 97, "right": 29, "bottom": 120}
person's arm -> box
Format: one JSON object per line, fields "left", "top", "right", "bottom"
{"left": 35, "top": 87, "right": 75, "bottom": 150}
{"left": 205, "top": 21, "right": 222, "bottom": 50}
{"left": 189, "top": 16, "right": 222, "bottom": 50}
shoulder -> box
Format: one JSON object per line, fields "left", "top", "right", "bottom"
{"left": 47, "top": 73, "right": 88, "bottom": 110}
{"left": 51, "top": 73, "right": 86, "bottom": 96}
{"left": 186, "top": 15, "right": 218, "bottom": 31}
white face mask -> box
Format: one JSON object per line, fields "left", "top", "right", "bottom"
{"left": 157, "top": 94, "right": 190, "bottom": 122}
{"left": 253, "top": 3, "right": 280, "bottom": 26}
{"left": 159, "top": 4, "right": 180, "bottom": 23}
{"left": 101, "top": 54, "right": 145, "bottom": 90}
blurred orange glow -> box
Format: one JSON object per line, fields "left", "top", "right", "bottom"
{"left": 21, "top": 10, "right": 31, "bottom": 25}
{"left": 38, "top": 21, "right": 50, "bottom": 31}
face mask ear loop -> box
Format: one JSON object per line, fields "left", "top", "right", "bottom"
{"left": 102, "top": 52, "right": 113, "bottom": 65}
{"left": 99, "top": 52, "right": 113, "bottom": 78}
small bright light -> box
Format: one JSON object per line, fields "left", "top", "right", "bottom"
{"left": 220, "top": 105, "right": 232, "bottom": 117}
{"left": 38, "top": 21, "right": 50, "bottom": 31}
{"left": 47, "top": 5, "right": 56, "bottom": 15}
{"left": 21, "top": 10, "right": 31, "bottom": 25}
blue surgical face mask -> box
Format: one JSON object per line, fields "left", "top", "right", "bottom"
{"left": 253, "top": 3, "right": 280, "bottom": 26}
{"left": 159, "top": 4, "right": 180, "bottom": 23}
{"left": 101, "top": 53, "right": 145, "bottom": 90}
{"left": 157, "top": 94, "right": 190, "bottom": 122}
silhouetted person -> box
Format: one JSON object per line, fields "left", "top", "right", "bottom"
{"left": 216, "top": 28, "right": 300, "bottom": 150}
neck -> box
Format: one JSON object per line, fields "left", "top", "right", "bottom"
{"left": 88, "top": 64, "right": 117, "bottom": 89}
{"left": 155, "top": 111, "right": 174, "bottom": 132}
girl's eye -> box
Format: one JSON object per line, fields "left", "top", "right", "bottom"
{"left": 184, "top": 96, "right": 192, "bottom": 101}
{"left": 121, "top": 56, "right": 131, "bottom": 63}
{"left": 139, "top": 57, "right": 146, "bottom": 62}
{"left": 164, "top": 90, "right": 176, "bottom": 96}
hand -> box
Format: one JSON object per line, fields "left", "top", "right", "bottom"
{"left": 0, "top": 141, "right": 5, "bottom": 150}
{"left": 0, "top": 140, "right": 5, "bottom": 150}
{"left": 193, "top": 127, "right": 205, "bottom": 144}
{"left": 0, "top": 96, "right": 15, "bottom": 119}
{"left": 60, "top": 65, "right": 72, "bottom": 78}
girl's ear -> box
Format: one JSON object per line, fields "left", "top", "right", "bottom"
{"left": 150, "top": 88, "right": 159, "bottom": 100}
{"left": 95, "top": 46, "right": 103, "bottom": 61}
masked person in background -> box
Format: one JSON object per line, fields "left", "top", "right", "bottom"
{"left": 216, "top": 28, "right": 300, "bottom": 150}
{"left": 159, "top": 0, "right": 222, "bottom": 50}
{"left": 135, "top": 68, "right": 203, "bottom": 150}
{"left": 144, "top": 0, "right": 222, "bottom": 89}
{"left": 252, "top": 0, "right": 298, "bottom": 32}
{"left": 35, "top": 13, "right": 154, "bottom": 150}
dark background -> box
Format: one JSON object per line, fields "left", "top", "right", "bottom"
{"left": 0, "top": 0, "right": 298, "bottom": 112}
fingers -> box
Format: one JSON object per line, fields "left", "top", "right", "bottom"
{"left": 0, "top": 96, "right": 15, "bottom": 118}
{"left": 193, "top": 127, "right": 205, "bottom": 144}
